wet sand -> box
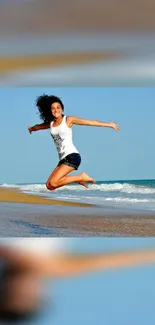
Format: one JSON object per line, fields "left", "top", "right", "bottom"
{"left": 0, "top": 188, "right": 155, "bottom": 237}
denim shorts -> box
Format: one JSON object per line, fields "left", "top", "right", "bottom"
{"left": 57, "top": 153, "right": 81, "bottom": 170}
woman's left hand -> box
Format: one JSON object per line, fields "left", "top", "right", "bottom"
{"left": 110, "top": 122, "right": 120, "bottom": 131}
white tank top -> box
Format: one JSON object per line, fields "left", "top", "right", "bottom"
{"left": 50, "top": 115, "right": 79, "bottom": 161}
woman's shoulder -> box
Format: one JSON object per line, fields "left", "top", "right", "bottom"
{"left": 50, "top": 120, "right": 54, "bottom": 127}
{"left": 66, "top": 115, "right": 74, "bottom": 128}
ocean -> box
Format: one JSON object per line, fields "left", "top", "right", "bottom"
{"left": 1, "top": 179, "right": 155, "bottom": 212}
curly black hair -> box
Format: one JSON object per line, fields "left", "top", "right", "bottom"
{"left": 36, "top": 94, "right": 64, "bottom": 123}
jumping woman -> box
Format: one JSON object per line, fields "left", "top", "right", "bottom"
{"left": 28, "top": 95, "right": 120, "bottom": 191}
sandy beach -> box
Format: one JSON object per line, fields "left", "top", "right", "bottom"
{"left": 0, "top": 188, "right": 155, "bottom": 237}
{"left": 0, "top": 188, "right": 92, "bottom": 207}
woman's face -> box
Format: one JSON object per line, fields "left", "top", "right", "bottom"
{"left": 51, "top": 102, "right": 63, "bottom": 119}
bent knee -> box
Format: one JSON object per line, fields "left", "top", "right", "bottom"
{"left": 46, "top": 180, "right": 57, "bottom": 191}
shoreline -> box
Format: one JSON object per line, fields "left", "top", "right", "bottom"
{"left": 0, "top": 188, "right": 155, "bottom": 236}
{"left": 0, "top": 188, "right": 93, "bottom": 208}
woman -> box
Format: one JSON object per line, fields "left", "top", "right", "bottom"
{"left": 28, "top": 95, "right": 120, "bottom": 191}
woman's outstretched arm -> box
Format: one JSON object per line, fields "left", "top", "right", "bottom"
{"left": 45, "top": 248, "right": 155, "bottom": 278}
{"left": 0, "top": 246, "right": 155, "bottom": 278}
{"left": 67, "top": 116, "right": 120, "bottom": 131}
{"left": 28, "top": 123, "right": 50, "bottom": 134}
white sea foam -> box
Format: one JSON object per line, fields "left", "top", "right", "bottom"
{"left": 1, "top": 182, "right": 155, "bottom": 195}
{"left": 1, "top": 183, "right": 18, "bottom": 188}
{"left": 105, "top": 197, "right": 151, "bottom": 203}
{"left": 83, "top": 183, "right": 155, "bottom": 194}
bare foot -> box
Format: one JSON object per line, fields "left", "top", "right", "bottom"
{"left": 78, "top": 181, "right": 89, "bottom": 189}
{"left": 80, "top": 172, "right": 95, "bottom": 184}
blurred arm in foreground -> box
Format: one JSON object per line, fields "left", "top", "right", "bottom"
{"left": 0, "top": 245, "right": 155, "bottom": 323}
{"left": 0, "top": 245, "right": 155, "bottom": 277}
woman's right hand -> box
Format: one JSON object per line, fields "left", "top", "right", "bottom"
{"left": 28, "top": 125, "right": 32, "bottom": 134}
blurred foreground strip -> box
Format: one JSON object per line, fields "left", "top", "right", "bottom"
{"left": 0, "top": 240, "right": 155, "bottom": 323}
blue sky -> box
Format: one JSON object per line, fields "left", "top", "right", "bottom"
{"left": 0, "top": 87, "right": 155, "bottom": 184}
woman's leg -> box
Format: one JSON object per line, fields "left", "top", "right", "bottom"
{"left": 46, "top": 166, "right": 60, "bottom": 190}
{"left": 46, "top": 164, "right": 95, "bottom": 190}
